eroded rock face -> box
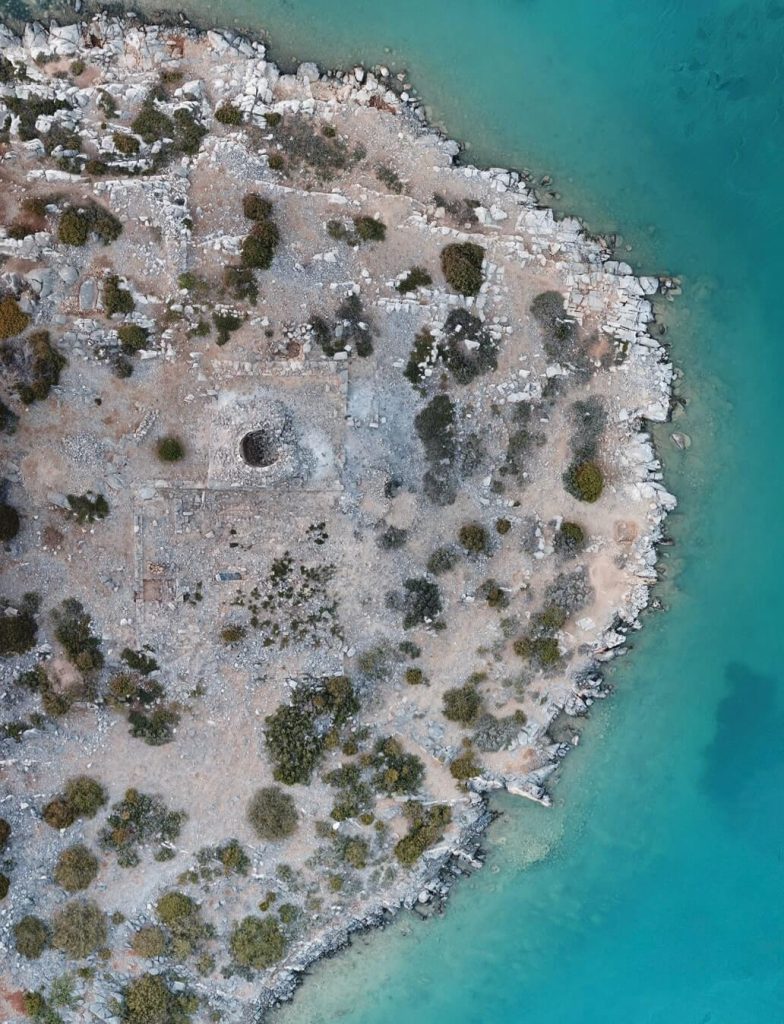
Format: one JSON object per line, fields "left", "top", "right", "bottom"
{"left": 0, "top": 15, "right": 675, "bottom": 1022}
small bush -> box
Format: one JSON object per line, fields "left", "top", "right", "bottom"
{"left": 118, "top": 324, "right": 149, "bottom": 354}
{"left": 103, "top": 276, "right": 134, "bottom": 316}
{"left": 377, "top": 525, "right": 407, "bottom": 551}
{"left": 564, "top": 461, "right": 604, "bottom": 502}
{"left": 66, "top": 492, "right": 109, "bottom": 523}
{"left": 496, "top": 517, "right": 512, "bottom": 535}
{"left": 405, "top": 667, "right": 425, "bottom": 685}
{"left": 0, "top": 818, "right": 9, "bottom": 848}
{"left": 443, "top": 683, "right": 482, "bottom": 725}
{"left": 555, "top": 520, "right": 585, "bottom": 555}
{"left": 43, "top": 796, "right": 77, "bottom": 830}
{"left": 450, "top": 748, "right": 481, "bottom": 780}
{"left": 122, "top": 973, "right": 194, "bottom": 1024}
{"left": 377, "top": 164, "right": 404, "bottom": 193}
{"left": 51, "top": 598, "right": 103, "bottom": 672}
{"left": 65, "top": 775, "right": 107, "bottom": 818}
{"left": 113, "top": 132, "right": 140, "bottom": 156}
{"left": 513, "top": 634, "right": 561, "bottom": 668}
{"left": 268, "top": 152, "right": 285, "bottom": 171}
{"left": 426, "top": 545, "right": 460, "bottom": 575}
{"left": 0, "top": 502, "right": 20, "bottom": 541}
{"left": 16, "top": 330, "right": 67, "bottom": 404}
{"left": 440, "top": 242, "right": 485, "bottom": 295}
{"left": 230, "top": 915, "right": 286, "bottom": 969}
{"left": 394, "top": 802, "right": 452, "bottom": 867}
{"left": 52, "top": 899, "right": 107, "bottom": 959}
{"left": 0, "top": 296, "right": 29, "bottom": 340}
{"left": 458, "top": 522, "right": 489, "bottom": 556}
{"left": 54, "top": 844, "right": 99, "bottom": 892}
{"left": 477, "top": 578, "right": 509, "bottom": 609}
{"left": 58, "top": 207, "right": 89, "bottom": 246}
{"left": 0, "top": 599, "right": 38, "bottom": 657}
{"left": 99, "top": 788, "right": 186, "bottom": 866}
{"left": 70, "top": 59, "right": 86, "bottom": 76}
{"left": 14, "top": 915, "right": 50, "bottom": 959}
{"left": 213, "top": 310, "right": 243, "bottom": 345}
{"left": 131, "top": 925, "right": 167, "bottom": 958}
{"left": 221, "top": 624, "right": 246, "bottom": 643}
{"left": 215, "top": 102, "right": 243, "bottom": 125}
{"left": 131, "top": 98, "right": 174, "bottom": 144}
{"left": 370, "top": 737, "right": 424, "bottom": 794}
{"left": 400, "top": 577, "right": 442, "bottom": 629}
{"left": 224, "top": 265, "right": 258, "bottom": 303}
{"left": 157, "top": 436, "right": 185, "bottom": 462}
{"left": 353, "top": 215, "right": 386, "bottom": 242}
{"left": 241, "top": 219, "right": 280, "bottom": 269}
{"left": 243, "top": 193, "right": 273, "bottom": 221}
{"left": 396, "top": 266, "right": 432, "bottom": 293}
{"left": 59, "top": 203, "right": 122, "bottom": 246}
{"left": 247, "top": 786, "right": 298, "bottom": 841}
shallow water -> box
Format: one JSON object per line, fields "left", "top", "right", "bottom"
{"left": 6, "top": 0, "right": 784, "bottom": 1020}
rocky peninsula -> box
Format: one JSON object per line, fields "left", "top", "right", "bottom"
{"left": 0, "top": 14, "right": 676, "bottom": 1023}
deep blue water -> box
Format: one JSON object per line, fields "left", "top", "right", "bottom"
{"left": 11, "top": 0, "right": 784, "bottom": 1019}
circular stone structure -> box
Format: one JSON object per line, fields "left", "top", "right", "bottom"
{"left": 240, "top": 428, "right": 280, "bottom": 467}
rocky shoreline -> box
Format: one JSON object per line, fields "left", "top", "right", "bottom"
{"left": 0, "top": 13, "right": 676, "bottom": 1022}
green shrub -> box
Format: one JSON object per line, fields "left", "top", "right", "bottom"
{"left": 426, "top": 545, "right": 459, "bottom": 575}
{"left": 212, "top": 310, "right": 243, "bottom": 345}
{"left": 394, "top": 802, "right": 452, "bottom": 867}
{"left": 57, "top": 207, "right": 88, "bottom": 246}
{"left": 223, "top": 265, "right": 258, "bottom": 303}
{"left": 264, "top": 112, "right": 282, "bottom": 127}
{"left": 103, "top": 276, "right": 134, "bottom": 316}
{"left": 66, "top": 492, "right": 109, "bottom": 523}
{"left": 441, "top": 308, "right": 498, "bottom": 384}
{"left": 440, "top": 242, "right": 485, "bottom": 295}
{"left": 0, "top": 817, "right": 9, "bottom": 848}
{"left": 377, "top": 525, "right": 407, "bottom": 550}
{"left": 458, "top": 522, "right": 489, "bottom": 555}
{"left": 172, "top": 108, "right": 207, "bottom": 156}
{"left": 131, "top": 925, "right": 167, "bottom": 958}
{"left": 156, "top": 890, "right": 208, "bottom": 957}
{"left": 513, "top": 634, "right": 561, "bottom": 668}
{"left": 122, "top": 973, "right": 194, "bottom": 1024}
{"left": 450, "top": 748, "right": 481, "bottom": 780}
{"left": 443, "top": 683, "right": 482, "bottom": 725}
{"left": 99, "top": 788, "right": 186, "bottom": 866}
{"left": 51, "top": 598, "right": 103, "bottom": 672}
{"left": 477, "top": 578, "right": 509, "bottom": 610}
{"left": 43, "top": 796, "right": 77, "bottom": 830}
{"left": 268, "top": 152, "right": 285, "bottom": 171}
{"left": 52, "top": 899, "right": 107, "bottom": 958}
{"left": 0, "top": 296, "right": 29, "bottom": 340}
{"left": 131, "top": 98, "right": 174, "bottom": 144}
{"left": 221, "top": 624, "right": 246, "bottom": 643}
{"left": 377, "top": 164, "right": 404, "bottom": 193}
{"left": 113, "top": 132, "right": 140, "bottom": 156}
{"left": 352, "top": 215, "right": 386, "bottom": 242}
{"left": 117, "top": 324, "right": 148, "bottom": 353}
{"left": 370, "top": 737, "right": 424, "bottom": 794}
{"left": 121, "top": 647, "right": 159, "bottom": 676}
{"left": 215, "top": 102, "right": 243, "bottom": 125}
{"left": 0, "top": 399, "right": 18, "bottom": 434}
{"left": 247, "top": 786, "right": 299, "bottom": 841}
{"left": 496, "top": 517, "right": 512, "bottom": 535}
{"left": 54, "top": 844, "right": 99, "bottom": 892}
{"left": 241, "top": 219, "right": 280, "bottom": 269}
{"left": 400, "top": 576, "right": 442, "bottom": 629}
{"left": 405, "top": 667, "right": 425, "bottom": 685}
{"left": 65, "top": 775, "right": 107, "bottom": 818}
{"left": 0, "top": 599, "right": 38, "bottom": 656}
{"left": 564, "top": 461, "right": 604, "bottom": 502}
{"left": 70, "top": 59, "right": 86, "bottom": 76}
{"left": 415, "top": 394, "right": 456, "bottom": 464}
{"left": 243, "top": 193, "right": 273, "bottom": 221}
{"left": 530, "top": 290, "right": 576, "bottom": 356}
{"left": 16, "top": 330, "right": 67, "bottom": 404}
{"left": 128, "top": 705, "right": 180, "bottom": 746}
{"left": 0, "top": 502, "right": 20, "bottom": 540}
{"left": 59, "top": 203, "right": 122, "bottom": 246}
{"left": 14, "top": 915, "right": 50, "bottom": 959}
{"left": 229, "top": 915, "right": 286, "bottom": 969}
{"left": 555, "top": 520, "right": 585, "bottom": 555}
{"left": 396, "top": 266, "right": 432, "bottom": 293}
{"left": 157, "top": 436, "right": 184, "bottom": 462}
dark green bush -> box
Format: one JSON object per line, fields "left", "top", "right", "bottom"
{"left": 156, "top": 890, "right": 209, "bottom": 957}
{"left": 0, "top": 296, "right": 29, "bottom": 340}
{"left": 443, "top": 683, "right": 482, "bottom": 725}
{"left": 0, "top": 818, "right": 9, "bottom": 848}
{"left": 0, "top": 502, "right": 20, "bottom": 540}
{"left": 66, "top": 492, "right": 109, "bottom": 523}
{"left": 415, "top": 394, "right": 456, "bottom": 463}
{"left": 14, "top": 915, "right": 50, "bottom": 959}
{"left": 426, "top": 545, "right": 460, "bottom": 575}
{"left": 52, "top": 899, "right": 107, "bottom": 958}
{"left": 513, "top": 634, "right": 561, "bottom": 668}
{"left": 496, "top": 517, "right": 512, "bottom": 534}
{"left": 458, "top": 522, "right": 489, "bottom": 555}
{"left": 554, "top": 520, "right": 585, "bottom": 555}
{"left": 215, "top": 102, "right": 243, "bottom": 125}
{"left": 440, "top": 242, "right": 485, "bottom": 295}
{"left": 229, "top": 915, "right": 286, "bottom": 969}
{"left": 243, "top": 193, "right": 273, "bottom": 221}
{"left": 128, "top": 705, "right": 180, "bottom": 746}
{"left": 223, "top": 266, "right": 258, "bottom": 304}
{"left": 477, "top": 578, "right": 509, "bottom": 609}
{"left": 172, "top": 107, "right": 207, "bottom": 155}
{"left": 99, "top": 788, "right": 186, "bottom": 866}
{"left": 530, "top": 290, "right": 576, "bottom": 357}
{"left": 131, "top": 97, "right": 174, "bottom": 144}
{"left": 122, "top": 973, "right": 194, "bottom": 1024}
{"left": 16, "top": 330, "right": 67, "bottom": 405}
{"left": 396, "top": 266, "right": 432, "bottom": 293}
{"left": 64, "top": 775, "right": 107, "bottom": 818}
{"left": 103, "top": 276, "right": 134, "bottom": 316}
{"left": 212, "top": 310, "right": 243, "bottom": 345}
{"left": 400, "top": 576, "right": 442, "bottom": 629}
{"left": 0, "top": 399, "right": 18, "bottom": 434}
{"left": 156, "top": 436, "right": 185, "bottom": 462}
{"left": 70, "top": 59, "right": 86, "bottom": 76}
{"left": 117, "top": 324, "right": 148, "bottom": 353}
{"left": 405, "top": 667, "right": 425, "bottom": 685}
{"left": 247, "top": 786, "right": 299, "bottom": 840}
{"left": 121, "top": 647, "right": 158, "bottom": 675}
{"left": 353, "top": 215, "right": 386, "bottom": 242}
{"left": 394, "top": 801, "right": 452, "bottom": 867}
{"left": 54, "top": 844, "right": 99, "bottom": 892}
{"left": 441, "top": 308, "right": 498, "bottom": 384}
{"left": 51, "top": 598, "right": 103, "bottom": 672}
{"left": 370, "top": 737, "right": 424, "bottom": 794}
{"left": 0, "top": 599, "right": 38, "bottom": 656}
{"left": 377, "top": 525, "right": 408, "bottom": 550}
{"left": 59, "top": 203, "right": 122, "bottom": 246}
{"left": 564, "top": 461, "right": 604, "bottom": 502}
{"left": 241, "top": 219, "right": 280, "bottom": 269}
{"left": 377, "top": 164, "right": 404, "bottom": 193}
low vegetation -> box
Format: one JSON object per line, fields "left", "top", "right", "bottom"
{"left": 440, "top": 241, "right": 485, "bottom": 295}
{"left": 54, "top": 844, "right": 99, "bottom": 892}
{"left": 229, "top": 914, "right": 287, "bottom": 969}
{"left": 247, "top": 786, "right": 299, "bottom": 841}
{"left": 52, "top": 898, "right": 107, "bottom": 958}
{"left": 394, "top": 801, "right": 452, "bottom": 867}
{"left": 99, "top": 788, "right": 186, "bottom": 867}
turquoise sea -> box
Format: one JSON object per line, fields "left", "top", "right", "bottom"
{"left": 7, "top": 0, "right": 784, "bottom": 1020}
